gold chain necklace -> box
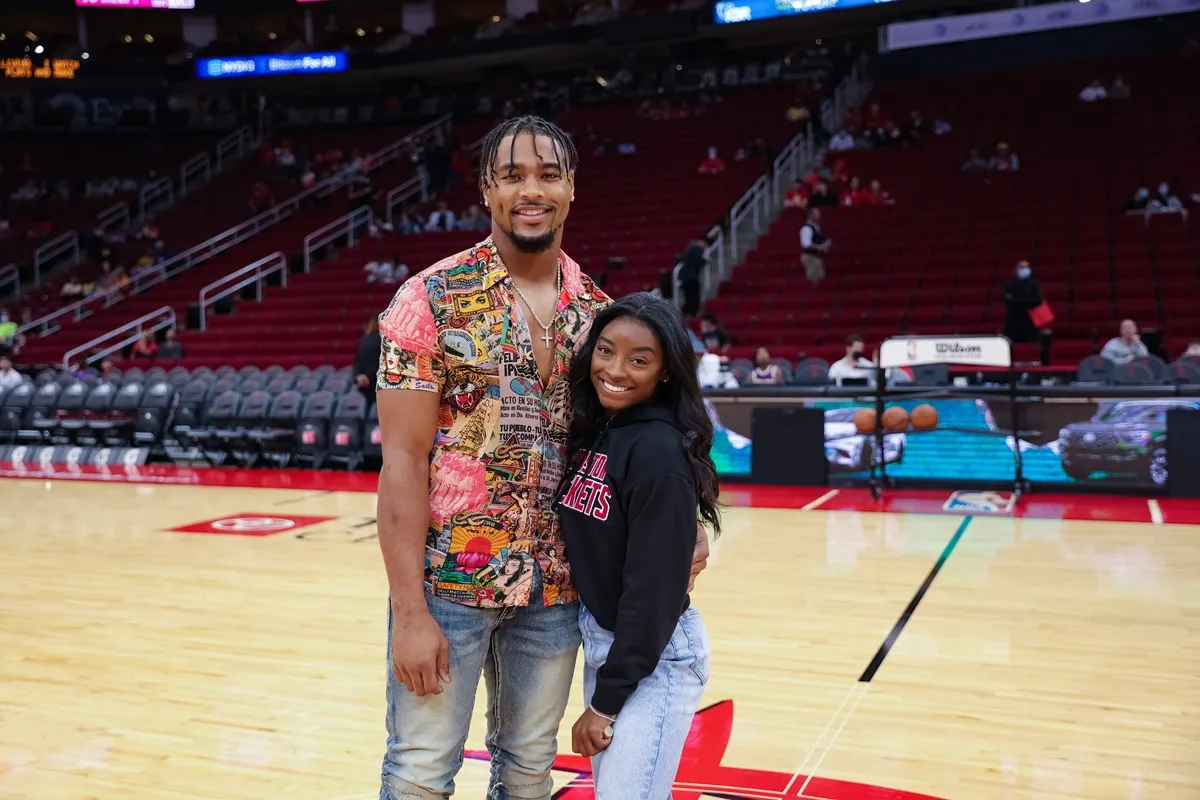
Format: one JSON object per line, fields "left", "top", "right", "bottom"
{"left": 510, "top": 266, "right": 562, "bottom": 349}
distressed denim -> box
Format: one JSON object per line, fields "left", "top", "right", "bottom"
{"left": 579, "top": 604, "right": 710, "bottom": 799}
{"left": 380, "top": 578, "right": 581, "bottom": 799}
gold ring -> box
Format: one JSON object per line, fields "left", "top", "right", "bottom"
{"left": 602, "top": 725, "right": 614, "bottom": 739}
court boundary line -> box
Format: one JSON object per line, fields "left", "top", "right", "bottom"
{"left": 795, "top": 683, "right": 870, "bottom": 799}
{"left": 780, "top": 682, "right": 868, "bottom": 796}
{"left": 859, "top": 515, "right": 973, "bottom": 683}
{"left": 1148, "top": 498, "right": 1164, "bottom": 524}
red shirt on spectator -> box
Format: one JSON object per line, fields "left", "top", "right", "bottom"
{"left": 698, "top": 147, "right": 726, "bottom": 174}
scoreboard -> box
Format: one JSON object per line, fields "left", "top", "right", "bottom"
{"left": 0, "top": 57, "right": 82, "bottom": 80}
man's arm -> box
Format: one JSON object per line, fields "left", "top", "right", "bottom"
{"left": 375, "top": 276, "right": 451, "bottom": 696}
{"left": 377, "top": 387, "right": 440, "bottom": 613}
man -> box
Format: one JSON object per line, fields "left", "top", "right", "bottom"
{"left": 828, "top": 334, "right": 875, "bottom": 381}
{"left": 799, "top": 208, "right": 830, "bottom": 287}
{"left": 0, "top": 356, "right": 22, "bottom": 390}
{"left": 1101, "top": 319, "right": 1149, "bottom": 365}
{"left": 374, "top": 116, "right": 710, "bottom": 800}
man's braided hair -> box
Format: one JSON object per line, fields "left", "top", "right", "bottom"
{"left": 478, "top": 115, "right": 579, "bottom": 189}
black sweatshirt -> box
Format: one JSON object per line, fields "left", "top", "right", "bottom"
{"left": 555, "top": 404, "right": 698, "bottom": 716}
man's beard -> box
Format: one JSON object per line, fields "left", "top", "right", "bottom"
{"left": 500, "top": 221, "right": 558, "bottom": 254}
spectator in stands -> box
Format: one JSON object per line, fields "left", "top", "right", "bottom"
{"left": 158, "top": 328, "right": 183, "bottom": 359}
{"left": 990, "top": 143, "right": 1019, "bottom": 171}
{"left": 1123, "top": 187, "right": 1151, "bottom": 212}
{"left": 249, "top": 182, "right": 275, "bottom": 214}
{"left": 392, "top": 257, "right": 410, "bottom": 285}
{"left": 861, "top": 180, "right": 894, "bottom": 206}
{"left": 1002, "top": 260, "right": 1044, "bottom": 344}
{"left": 396, "top": 209, "right": 423, "bottom": 235}
{"left": 0, "top": 356, "right": 21, "bottom": 390}
{"left": 828, "top": 335, "right": 875, "bottom": 381}
{"left": 355, "top": 314, "right": 381, "bottom": 406}
{"left": 1110, "top": 76, "right": 1131, "bottom": 99}
{"left": 97, "top": 358, "right": 118, "bottom": 383}
{"left": 675, "top": 240, "right": 707, "bottom": 317}
{"left": 807, "top": 182, "right": 837, "bottom": 209}
{"left": 698, "top": 147, "right": 725, "bottom": 175}
{"left": 828, "top": 129, "right": 855, "bottom": 152}
{"left": 748, "top": 348, "right": 783, "bottom": 385}
{"left": 424, "top": 201, "right": 457, "bottom": 231}
{"left": 1183, "top": 341, "right": 1200, "bottom": 359}
{"left": 933, "top": 116, "right": 953, "bottom": 135}
{"left": 60, "top": 277, "right": 84, "bottom": 302}
{"left": 962, "top": 149, "right": 989, "bottom": 172}
{"left": 799, "top": 208, "right": 830, "bottom": 287}
{"left": 130, "top": 330, "right": 158, "bottom": 360}
{"left": 840, "top": 177, "right": 865, "bottom": 207}
{"left": 784, "top": 180, "right": 809, "bottom": 209}
{"left": 1079, "top": 79, "right": 1108, "bottom": 102}
{"left": 1100, "top": 319, "right": 1149, "bottom": 364}
{"left": 365, "top": 253, "right": 396, "bottom": 283}
{"left": 1148, "top": 182, "right": 1188, "bottom": 220}
{"left": 457, "top": 204, "right": 489, "bottom": 232}
{"left": 699, "top": 314, "right": 730, "bottom": 354}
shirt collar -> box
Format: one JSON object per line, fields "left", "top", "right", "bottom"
{"left": 475, "top": 236, "right": 585, "bottom": 300}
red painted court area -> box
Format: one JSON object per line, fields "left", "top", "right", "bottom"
{"left": 3, "top": 461, "right": 1200, "bottom": 525}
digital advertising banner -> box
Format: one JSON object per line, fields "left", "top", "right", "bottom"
{"left": 715, "top": 0, "right": 902, "bottom": 25}
{"left": 705, "top": 395, "right": 1200, "bottom": 489}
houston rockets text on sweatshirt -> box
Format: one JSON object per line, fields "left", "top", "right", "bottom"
{"left": 554, "top": 403, "right": 699, "bottom": 716}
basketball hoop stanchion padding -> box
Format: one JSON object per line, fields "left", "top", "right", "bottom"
{"left": 870, "top": 335, "right": 1024, "bottom": 501}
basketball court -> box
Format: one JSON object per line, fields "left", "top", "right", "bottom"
{"left": 1, "top": 468, "right": 1198, "bottom": 800}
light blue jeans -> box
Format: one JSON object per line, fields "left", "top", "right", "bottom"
{"left": 579, "top": 604, "right": 710, "bottom": 799}
{"left": 380, "top": 578, "right": 581, "bottom": 800}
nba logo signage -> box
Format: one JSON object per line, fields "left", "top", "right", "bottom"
{"left": 906, "top": 339, "right": 920, "bottom": 362}
{"left": 943, "top": 490, "right": 1016, "bottom": 514}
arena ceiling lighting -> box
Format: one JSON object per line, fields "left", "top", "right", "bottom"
{"left": 715, "top": 0, "right": 901, "bottom": 24}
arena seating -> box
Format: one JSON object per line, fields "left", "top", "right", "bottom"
{"left": 106, "top": 85, "right": 810, "bottom": 370}
{"left": 716, "top": 55, "right": 1200, "bottom": 365}
{"left": 0, "top": 131, "right": 232, "bottom": 281}
{"left": 14, "top": 119, "right": 464, "bottom": 366}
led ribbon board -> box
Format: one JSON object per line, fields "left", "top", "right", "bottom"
{"left": 715, "top": 0, "right": 901, "bottom": 25}
{"left": 76, "top": 0, "right": 196, "bottom": 8}
{"left": 196, "top": 52, "right": 348, "bottom": 79}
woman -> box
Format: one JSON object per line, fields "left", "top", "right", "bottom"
{"left": 555, "top": 292, "right": 721, "bottom": 798}
{"left": 355, "top": 314, "right": 382, "bottom": 404}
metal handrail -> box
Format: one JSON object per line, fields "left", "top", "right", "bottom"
{"left": 216, "top": 125, "right": 256, "bottom": 173}
{"left": 728, "top": 175, "right": 770, "bottom": 257}
{"left": 139, "top": 175, "right": 173, "bottom": 220}
{"left": 0, "top": 263, "right": 19, "bottom": 300}
{"left": 198, "top": 252, "right": 287, "bottom": 331}
{"left": 303, "top": 207, "right": 372, "bottom": 274}
{"left": 180, "top": 152, "right": 211, "bottom": 197}
{"left": 19, "top": 113, "right": 451, "bottom": 342}
{"left": 97, "top": 201, "right": 130, "bottom": 232}
{"left": 62, "top": 305, "right": 175, "bottom": 370}
{"left": 386, "top": 132, "right": 486, "bottom": 228}
{"left": 33, "top": 231, "right": 80, "bottom": 287}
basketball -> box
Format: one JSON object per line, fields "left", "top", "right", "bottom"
{"left": 911, "top": 404, "right": 939, "bottom": 430}
{"left": 854, "top": 407, "right": 877, "bottom": 434}
{"left": 881, "top": 406, "right": 910, "bottom": 433}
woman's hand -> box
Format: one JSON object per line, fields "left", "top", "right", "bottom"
{"left": 571, "top": 707, "right": 615, "bottom": 758}
{"left": 689, "top": 522, "right": 710, "bottom": 591}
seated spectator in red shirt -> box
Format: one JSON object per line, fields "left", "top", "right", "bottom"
{"left": 865, "top": 103, "right": 890, "bottom": 131}
{"left": 860, "top": 180, "right": 894, "bottom": 206}
{"left": 784, "top": 181, "right": 811, "bottom": 209}
{"left": 698, "top": 147, "right": 725, "bottom": 175}
{"left": 130, "top": 330, "right": 157, "bottom": 360}
{"left": 841, "top": 177, "right": 866, "bottom": 207}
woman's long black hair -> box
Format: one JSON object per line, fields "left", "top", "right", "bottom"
{"left": 565, "top": 292, "right": 722, "bottom": 536}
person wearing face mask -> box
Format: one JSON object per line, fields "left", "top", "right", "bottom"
{"left": 1002, "top": 260, "right": 1045, "bottom": 347}
{"left": 828, "top": 334, "right": 875, "bottom": 381}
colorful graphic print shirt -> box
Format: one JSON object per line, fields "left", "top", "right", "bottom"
{"left": 377, "top": 238, "right": 611, "bottom": 608}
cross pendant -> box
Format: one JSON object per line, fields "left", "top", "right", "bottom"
{"left": 541, "top": 327, "right": 554, "bottom": 348}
